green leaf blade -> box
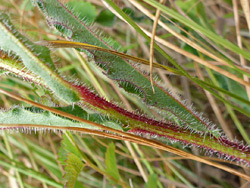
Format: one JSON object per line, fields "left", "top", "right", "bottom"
{"left": 0, "top": 13, "right": 80, "bottom": 103}
{"left": 35, "top": 0, "right": 220, "bottom": 136}
{"left": 105, "top": 142, "right": 120, "bottom": 182}
{"left": 64, "top": 153, "right": 84, "bottom": 188}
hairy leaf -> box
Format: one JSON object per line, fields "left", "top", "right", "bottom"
{"left": 0, "top": 1, "right": 249, "bottom": 168}
{"left": 34, "top": 0, "right": 220, "bottom": 137}
{"left": 0, "top": 13, "right": 80, "bottom": 103}
{"left": 0, "top": 106, "right": 109, "bottom": 130}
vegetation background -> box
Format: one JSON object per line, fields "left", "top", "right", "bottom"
{"left": 0, "top": 0, "right": 250, "bottom": 187}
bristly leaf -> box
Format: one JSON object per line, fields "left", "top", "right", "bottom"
{"left": 105, "top": 142, "right": 120, "bottom": 182}
{"left": 0, "top": 13, "right": 80, "bottom": 103}
{"left": 0, "top": 107, "right": 99, "bottom": 130}
{"left": 34, "top": 0, "right": 221, "bottom": 137}
{"left": 27, "top": 0, "right": 250, "bottom": 166}
{"left": 1, "top": 3, "right": 250, "bottom": 166}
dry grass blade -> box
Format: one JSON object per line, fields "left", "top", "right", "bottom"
{"left": 149, "top": 0, "right": 165, "bottom": 93}
{"left": 128, "top": 0, "right": 250, "bottom": 73}
{"left": 233, "top": 0, "right": 250, "bottom": 100}
{"left": 240, "top": 0, "right": 250, "bottom": 33}
{"left": 142, "top": 28, "right": 250, "bottom": 88}
{"left": 0, "top": 88, "right": 249, "bottom": 181}
{"left": 124, "top": 141, "right": 148, "bottom": 182}
{"left": 36, "top": 40, "right": 181, "bottom": 75}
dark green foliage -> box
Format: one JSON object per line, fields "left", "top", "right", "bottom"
{"left": 96, "top": 10, "right": 116, "bottom": 27}
{"left": 67, "top": 0, "right": 97, "bottom": 23}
